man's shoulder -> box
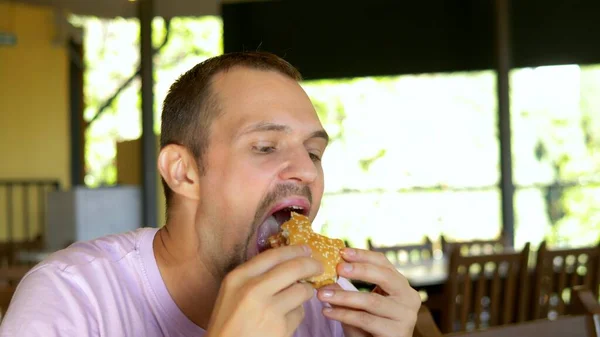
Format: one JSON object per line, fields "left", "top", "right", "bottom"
{"left": 0, "top": 228, "right": 161, "bottom": 336}
{"left": 37, "top": 227, "right": 157, "bottom": 272}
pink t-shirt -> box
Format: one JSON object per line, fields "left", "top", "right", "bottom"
{"left": 0, "top": 228, "right": 355, "bottom": 336}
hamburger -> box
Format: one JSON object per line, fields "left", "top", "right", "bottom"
{"left": 268, "top": 212, "right": 346, "bottom": 288}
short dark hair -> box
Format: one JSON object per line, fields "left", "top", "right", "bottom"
{"left": 160, "top": 51, "right": 303, "bottom": 213}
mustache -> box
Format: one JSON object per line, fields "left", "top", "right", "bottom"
{"left": 253, "top": 184, "right": 312, "bottom": 224}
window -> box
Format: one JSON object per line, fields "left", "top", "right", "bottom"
{"left": 511, "top": 65, "right": 600, "bottom": 248}
{"left": 76, "top": 14, "right": 598, "bottom": 248}
{"left": 302, "top": 72, "right": 501, "bottom": 248}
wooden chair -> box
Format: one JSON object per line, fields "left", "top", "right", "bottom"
{"left": 0, "top": 284, "right": 17, "bottom": 321}
{"left": 13, "top": 235, "right": 45, "bottom": 251}
{"left": 441, "top": 243, "right": 531, "bottom": 333}
{"left": 0, "top": 244, "right": 16, "bottom": 268}
{"left": 0, "top": 265, "right": 31, "bottom": 287}
{"left": 450, "top": 315, "right": 597, "bottom": 337}
{"left": 0, "top": 235, "right": 45, "bottom": 267}
{"left": 567, "top": 285, "right": 600, "bottom": 336}
{"left": 530, "top": 241, "right": 600, "bottom": 321}
{"left": 414, "top": 305, "right": 599, "bottom": 337}
{"left": 414, "top": 305, "right": 445, "bottom": 337}
{"left": 441, "top": 235, "right": 506, "bottom": 256}
{"left": 367, "top": 236, "right": 434, "bottom": 266}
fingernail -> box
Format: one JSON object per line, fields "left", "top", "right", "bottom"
{"left": 342, "top": 263, "right": 353, "bottom": 273}
{"left": 302, "top": 245, "right": 312, "bottom": 254}
{"left": 321, "top": 289, "right": 334, "bottom": 298}
{"left": 323, "top": 308, "right": 333, "bottom": 313}
{"left": 342, "top": 248, "right": 356, "bottom": 256}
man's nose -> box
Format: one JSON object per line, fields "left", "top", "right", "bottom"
{"left": 279, "top": 148, "right": 319, "bottom": 184}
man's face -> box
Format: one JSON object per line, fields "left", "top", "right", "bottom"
{"left": 197, "top": 67, "right": 328, "bottom": 275}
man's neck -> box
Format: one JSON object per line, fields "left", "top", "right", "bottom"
{"left": 153, "top": 222, "right": 221, "bottom": 330}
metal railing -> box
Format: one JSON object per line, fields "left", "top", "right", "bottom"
{"left": 0, "top": 180, "right": 60, "bottom": 244}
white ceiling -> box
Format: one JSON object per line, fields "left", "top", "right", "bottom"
{"left": 5, "top": 0, "right": 271, "bottom": 45}
{"left": 5, "top": 0, "right": 269, "bottom": 18}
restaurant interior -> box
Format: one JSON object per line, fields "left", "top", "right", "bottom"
{"left": 1, "top": 0, "right": 599, "bottom": 335}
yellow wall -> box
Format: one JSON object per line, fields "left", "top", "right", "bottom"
{"left": 0, "top": 3, "right": 69, "bottom": 186}
{"left": 0, "top": 3, "right": 69, "bottom": 240}
{"left": 116, "top": 136, "right": 166, "bottom": 227}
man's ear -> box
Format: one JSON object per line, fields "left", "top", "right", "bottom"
{"left": 157, "top": 144, "right": 200, "bottom": 201}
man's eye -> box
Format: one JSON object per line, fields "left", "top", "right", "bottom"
{"left": 253, "top": 146, "right": 276, "bottom": 154}
{"left": 309, "top": 153, "right": 322, "bottom": 162}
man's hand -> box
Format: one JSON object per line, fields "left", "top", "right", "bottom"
{"left": 317, "top": 248, "right": 421, "bottom": 337}
{"left": 205, "top": 245, "right": 323, "bottom": 337}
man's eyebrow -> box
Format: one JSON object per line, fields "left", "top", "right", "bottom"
{"left": 239, "top": 122, "right": 329, "bottom": 144}
{"left": 309, "top": 130, "right": 329, "bottom": 144}
{"left": 240, "top": 122, "right": 291, "bottom": 135}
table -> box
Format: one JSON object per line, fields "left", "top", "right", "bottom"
{"left": 351, "top": 258, "right": 449, "bottom": 293}
{"left": 396, "top": 258, "right": 448, "bottom": 288}
{"left": 396, "top": 258, "right": 449, "bottom": 326}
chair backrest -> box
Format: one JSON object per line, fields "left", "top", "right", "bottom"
{"left": 531, "top": 241, "right": 600, "bottom": 321}
{"left": 441, "top": 235, "right": 506, "bottom": 256}
{"left": 367, "top": 236, "right": 433, "bottom": 266}
{"left": 441, "top": 243, "right": 531, "bottom": 333}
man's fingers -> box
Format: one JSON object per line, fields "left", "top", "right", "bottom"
{"left": 336, "top": 262, "right": 409, "bottom": 297}
{"left": 285, "top": 304, "right": 306, "bottom": 337}
{"left": 274, "top": 282, "right": 315, "bottom": 313}
{"left": 340, "top": 248, "right": 395, "bottom": 269}
{"left": 317, "top": 289, "right": 401, "bottom": 320}
{"left": 323, "top": 307, "right": 408, "bottom": 337}
{"left": 256, "top": 256, "right": 324, "bottom": 295}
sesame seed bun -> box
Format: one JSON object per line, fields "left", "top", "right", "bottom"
{"left": 268, "top": 212, "right": 346, "bottom": 288}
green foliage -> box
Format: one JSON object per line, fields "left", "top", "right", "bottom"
{"left": 515, "top": 65, "right": 600, "bottom": 247}
{"left": 70, "top": 15, "right": 222, "bottom": 187}
{"left": 359, "top": 149, "right": 387, "bottom": 172}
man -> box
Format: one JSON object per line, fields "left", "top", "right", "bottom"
{"left": 0, "top": 52, "right": 420, "bottom": 336}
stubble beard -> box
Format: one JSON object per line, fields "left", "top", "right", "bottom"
{"left": 220, "top": 183, "right": 313, "bottom": 276}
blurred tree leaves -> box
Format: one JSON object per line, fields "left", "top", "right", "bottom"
{"left": 70, "top": 15, "right": 222, "bottom": 186}
{"left": 359, "top": 149, "right": 387, "bottom": 172}
{"left": 527, "top": 64, "right": 600, "bottom": 246}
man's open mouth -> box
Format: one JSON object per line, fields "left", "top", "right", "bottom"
{"left": 257, "top": 204, "right": 308, "bottom": 253}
